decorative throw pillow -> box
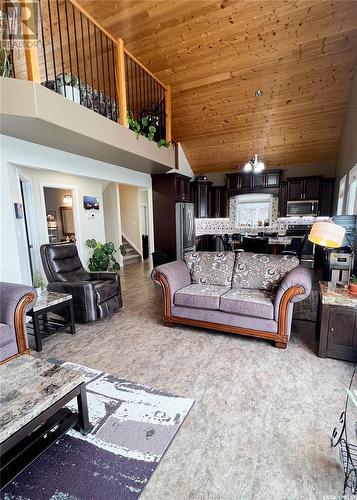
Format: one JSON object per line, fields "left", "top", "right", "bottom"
{"left": 184, "top": 251, "right": 236, "bottom": 286}
{"left": 232, "top": 252, "right": 299, "bottom": 291}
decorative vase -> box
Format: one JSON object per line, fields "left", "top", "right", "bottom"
{"left": 35, "top": 287, "right": 42, "bottom": 298}
{"left": 58, "top": 85, "right": 80, "bottom": 104}
{"left": 348, "top": 282, "right": 357, "bottom": 295}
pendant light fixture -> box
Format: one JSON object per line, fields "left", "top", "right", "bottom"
{"left": 243, "top": 154, "right": 265, "bottom": 173}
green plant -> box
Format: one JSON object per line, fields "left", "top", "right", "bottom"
{"left": 56, "top": 72, "right": 80, "bottom": 88}
{"left": 350, "top": 275, "right": 357, "bottom": 284}
{"left": 32, "top": 272, "right": 45, "bottom": 289}
{"left": 0, "top": 42, "right": 10, "bottom": 77}
{"left": 126, "top": 112, "right": 170, "bottom": 148}
{"left": 86, "top": 239, "right": 125, "bottom": 272}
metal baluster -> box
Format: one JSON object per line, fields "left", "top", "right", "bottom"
{"left": 56, "top": 0, "right": 66, "bottom": 97}
{"left": 111, "top": 41, "right": 118, "bottom": 118}
{"left": 94, "top": 27, "right": 100, "bottom": 108}
{"left": 80, "top": 13, "right": 88, "bottom": 105}
{"left": 64, "top": 0, "right": 74, "bottom": 96}
{"left": 105, "top": 36, "right": 113, "bottom": 120}
{"left": 47, "top": 0, "right": 57, "bottom": 90}
{"left": 39, "top": 0, "right": 48, "bottom": 83}
{"left": 88, "top": 19, "right": 94, "bottom": 110}
{"left": 72, "top": 3, "right": 81, "bottom": 99}
{"left": 99, "top": 31, "right": 107, "bottom": 118}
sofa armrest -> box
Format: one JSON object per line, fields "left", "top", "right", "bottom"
{"left": 0, "top": 282, "right": 36, "bottom": 360}
{"left": 151, "top": 261, "right": 191, "bottom": 316}
{"left": 89, "top": 272, "right": 120, "bottom": 284}
{"left": 274, "top": 266, "right": 312, "bottom": 333}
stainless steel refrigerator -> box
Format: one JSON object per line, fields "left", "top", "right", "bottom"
{"left": 175, "top": 202, "right": 195, "bottom": 259}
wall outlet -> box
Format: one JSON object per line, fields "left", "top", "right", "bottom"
{"left": 86, "top": 211, "right": 96, "bottom": 219}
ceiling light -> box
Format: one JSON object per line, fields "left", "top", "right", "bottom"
{"left": 255, "top": 89, "right": 263, "bottom": 97}
{"left": 243, "top": 154, "right": 265, "bottom": 173}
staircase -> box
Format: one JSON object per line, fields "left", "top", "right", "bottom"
{"left": 122, "top": 236, "right": 141, "bottom": 265}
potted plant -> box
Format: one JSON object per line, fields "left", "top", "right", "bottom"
{"left": 85, "top": 239, "right": 126, "bottom": 272}
{"left": 33, "top": 272, "right": 45, "bottom": 298}
{"left": 56, "top": 73, "right": 81, "bottom": 104}
{"left": 349, "top": 275, "right": 357, "bottom": 295}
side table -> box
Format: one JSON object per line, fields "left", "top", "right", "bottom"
{"left": 317, "top": 282, "right": 357, "bottom": 363}
{"left": 26, "top": 291, "right": 75, "bottom": 352}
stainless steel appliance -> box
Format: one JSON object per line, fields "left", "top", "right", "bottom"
{"left": 286, "top": 200, "right": 319, "bottom": 217}
{"left": 324, "top": 249, "right": 353, "bottom": 283}
{"left": 175, "top": 202, "right": 195, "bottom": 259}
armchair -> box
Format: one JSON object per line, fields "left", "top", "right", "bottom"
{"left": 0, "top": 282, "right": 36, "bottom": 363}
{"left": 40, "top": 243, "right": 122, "bottom": 323}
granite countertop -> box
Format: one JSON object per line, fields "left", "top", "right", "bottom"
{"left": 319, "top": 281, "right": 357, "bottom": 308}
{"left": 0, "top": 355, "right": 84, "bottom": 443}
{"left": 33, "top": 291, "right": 72, "bottom": 312}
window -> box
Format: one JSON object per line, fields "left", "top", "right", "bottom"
{"left": 235, "top": 194, "right": 274, "bottom": 227}
{"left": 337, "top": 175, "right": 346, "bottom": 215}
{"left": 346, "top": 165, "right": 357, "bottom": 215}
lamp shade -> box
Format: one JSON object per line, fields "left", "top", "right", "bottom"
{"left": 308, "top": 222, "right": 345, "bottom": 248}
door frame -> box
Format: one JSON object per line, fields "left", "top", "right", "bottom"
{"left": 39, "top": 182, "right": 82, "bottom": 260}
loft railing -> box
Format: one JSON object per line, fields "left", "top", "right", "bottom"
{"left": 1, "top": 0, "right": 171, "bottom": 143}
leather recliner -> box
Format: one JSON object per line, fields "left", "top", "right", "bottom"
{"left": 40, "top": 243, "right": 122, "bottom": 322}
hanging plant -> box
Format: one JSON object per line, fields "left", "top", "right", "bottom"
{"left": 127, "top": 112, "right": 171, "bottom": 148}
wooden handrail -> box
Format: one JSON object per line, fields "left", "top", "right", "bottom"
{"left": 124, "top": 48, "right": 167, "bottom": 90}
{"left": 67, "top": 0, "right": 118, "bottom": 46}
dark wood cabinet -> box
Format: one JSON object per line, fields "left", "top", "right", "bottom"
{"left": 287, "top": 176, "right": 321, "bottom": 201}
{"left": 151, "top": 173, "right": 192, "bottom": 262}
{"left": 209, "top": 186, "right": 228, "bottom": 218}
{"left": 279, "top": 182, "right": 288, "bottom": 217}
{"left": 319, "top": 178, "right": 335, "bottom": 216}
{"left": 190, "top": 178, "right": 212, "bottom": 218}
{"left": 175, "top": 176, "right": 190, "bottom": 202}
{"left": 318, "top": 303, "right": 357, "bottom": 363}
{"left": 226, "top": 170, "right": 281, "bottom": 195}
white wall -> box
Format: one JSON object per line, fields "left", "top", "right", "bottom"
{"left": 119, "top": 184, "right": 141, "bottom": 254}
{"left": 103, "top": 183, "right": 123, "bottom": 266}
{"left": 0, "top": 134, "right": 154, "bottom": 284}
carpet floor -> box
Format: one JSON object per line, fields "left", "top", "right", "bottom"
{"left": 3, "top": 361, "right": 193, "bottom": 500}
{"left": 32, "top": 259, "right": 354, "bottom": 500}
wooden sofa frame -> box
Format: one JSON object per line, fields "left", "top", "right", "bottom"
{"left": 152, "top": 271, "right": 305, "bottom": 349}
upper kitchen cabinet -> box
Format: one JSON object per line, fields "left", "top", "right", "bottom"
{"left": 287, "top": 176, "right": 321, "bottom": 201}
{"left": 175, "top": 175, "right": 190, "bottom": 202}
{"left": 190, "top": 178, "right": 212, "bottom": 218}
{"left": 319, "top": 178, "right": 335, "bottom": 216}
{"left": 209, "top": 186, "right": 228, "bottom": 218}
{"left": 226, "top": 170, "right": 281, "bottom": 195}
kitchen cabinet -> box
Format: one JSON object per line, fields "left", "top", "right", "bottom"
{"left": 209, "top": 186, "right": 228, "bottom": 218}
{"left": 190, "top": 178, "right": 212, "bottom": 218}
{"left": 279, "top": 182, "right": 288, "bottom": 217}
{"left": 175, "top": 175, "right": 190, "bottom": 202}
{"left": 287, "top": 176, "right": 321, "bottom": 201}
{"left": 319, "top": 178, "right": 335, "bottom": 216}
{"left": 226, "top": 170, "right": 281, "bottom": 195}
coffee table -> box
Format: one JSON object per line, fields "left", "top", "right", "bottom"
{"left": 0, "top": 355, "right": 90, "bottom": 489}
{"left": 26, "top": 291, "right": 75, "bottom": 352}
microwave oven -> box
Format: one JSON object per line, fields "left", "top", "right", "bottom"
{"left": 286, "top": 200, "right": 319, "bottom": 217}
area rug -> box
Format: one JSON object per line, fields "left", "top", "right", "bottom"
{"left": 2, "top": 360, "right": 194, "bottom": 500}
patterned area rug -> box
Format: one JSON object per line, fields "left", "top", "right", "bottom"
{"left": 2, "top": 361, "right": 194, "bottom": 500}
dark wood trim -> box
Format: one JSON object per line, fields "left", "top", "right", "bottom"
{"left": 153, "top": 272, "right": 306, "bottom": 348}
{"left": 14, "top": 292, "right": 36, "bottom": 355}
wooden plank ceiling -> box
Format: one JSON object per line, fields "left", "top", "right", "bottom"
{"left": 78, "top": 0, "right": 357, "bottom": 174}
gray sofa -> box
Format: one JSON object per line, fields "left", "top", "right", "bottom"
{"left": 0, "top": 282, "right": 36, "bottom": 363}
{"left": 152, "top": 251, "right": 312, "bottom": 349}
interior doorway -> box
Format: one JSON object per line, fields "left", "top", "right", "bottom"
{"left": 43, "top": 187, "right": 76, "bottom": 243}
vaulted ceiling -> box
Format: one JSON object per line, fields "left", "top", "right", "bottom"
{"left": 79, "top": 0, "right": 357, "bottom": 174}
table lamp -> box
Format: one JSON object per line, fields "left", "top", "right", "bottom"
{"left": 308, "top": 221, "right": 354, "bottom": 286}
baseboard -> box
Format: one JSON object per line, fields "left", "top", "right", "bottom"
{"left": 122, "top": 233, "right": 142, "bottom": 257}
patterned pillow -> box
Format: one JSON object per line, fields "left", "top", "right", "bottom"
{"left": 232, "top": 252, "right": 299, "bottom": 291}
{"left": 184, "top": 251, "right": 236, "bottom": 286}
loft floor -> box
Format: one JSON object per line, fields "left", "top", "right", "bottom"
{"left": 35, "top": 259, "right": 352, "bottom": 499}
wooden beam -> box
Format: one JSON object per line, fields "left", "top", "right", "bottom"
{"left": 165, "top": 85, "right": 171, "bottom": 143}
{"left": 22, "top": 0, "right": 40, "bottom": 82}
{"left": 116, "top": 38, "right": 128, "bottom": 127}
